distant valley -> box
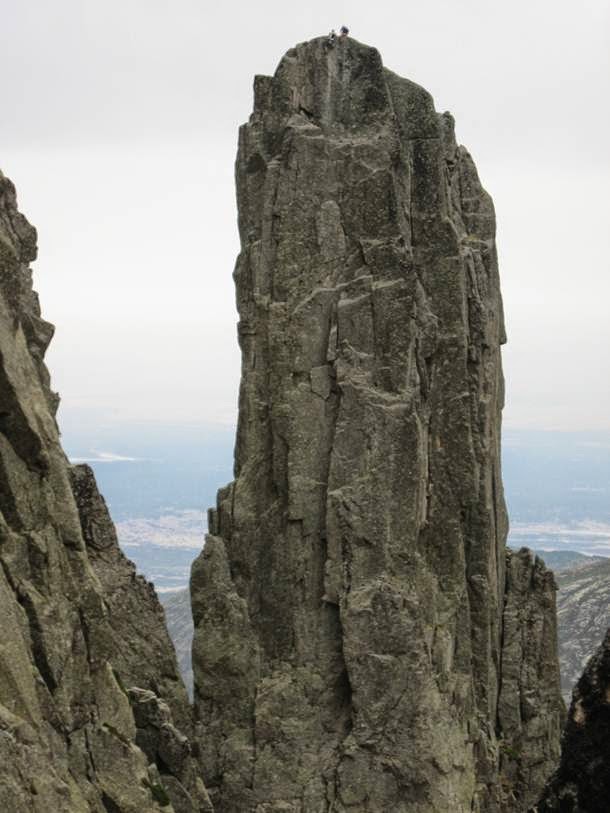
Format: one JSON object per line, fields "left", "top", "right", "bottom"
{"left": 60, "top": 414, "right": 233, "bottom": 590}
{"left": 116, "top": 511, "right": 204, "bottom": 591}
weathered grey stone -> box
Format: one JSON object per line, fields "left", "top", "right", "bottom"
{"left": 499, "top": 550, "right": 564, "bottom": 809}
{"left": 69, "top": 463, "right": 194, "bottom": 735}
{"left": 191, "top": 37, "right": 563, "bottom": 812}
{"left": 128, "top": 688, "right": 213, "bottom": 813}
{"left": 509, "top": 550, "right": 610, "bottom": 703}
{"left": 0, "top": 169, "right": 209, "bottom": 811}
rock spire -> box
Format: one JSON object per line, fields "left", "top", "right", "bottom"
{"left": 191, "top": 37, "right": 564, "bottom": 812}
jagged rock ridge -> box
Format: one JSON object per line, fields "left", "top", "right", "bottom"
{"left": 0, "top": 171, "right": 210, "bottom": 812}
{"left": 191, "top": 37, "right": 564, "bottom": 812}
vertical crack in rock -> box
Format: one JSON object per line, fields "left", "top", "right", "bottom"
{"left": 192, "top": 37, "right": 564, "bottom": 812}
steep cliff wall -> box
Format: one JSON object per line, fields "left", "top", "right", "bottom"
{"left": 0, "top": 171, "right": 210, "bottom": 812}
{"left": 191, "top": 37, "right": 564, "bottom": 812}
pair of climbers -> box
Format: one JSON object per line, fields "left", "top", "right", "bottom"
{"left": 327, "top": 26, "right": 349, "bottom": 45}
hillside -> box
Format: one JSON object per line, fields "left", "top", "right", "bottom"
{"left": 554, "top": 557, "right": 610, "bottom": 701}
{"left": 161, "top": 589, "right": 194, "bottom": 698}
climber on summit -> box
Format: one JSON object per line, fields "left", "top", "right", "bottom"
{"left": 327, "top": 29, "right": 336, "bottom": 45}
{"left": 340, "top": 25, "right": 349, "bottom": 37}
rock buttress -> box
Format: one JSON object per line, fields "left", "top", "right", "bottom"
{"left": 191, "top": 38, "right": 563, "bottom": 812}
{"left": 0, "top": 170, "right": 210, "bottom": 812}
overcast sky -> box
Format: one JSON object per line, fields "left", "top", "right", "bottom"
{"left": 2, "top": 0, "right": 609, "bottom": 433}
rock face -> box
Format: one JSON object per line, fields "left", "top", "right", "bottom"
{"left": 164, "top": 552, "right": 599, "bottom": 722}
{"left": 191, "top": 37, "right": 564, "bottom": 812}
{"left": 0, "top": 171, "right": 210, "bottom": 812}
{"left": 536, "top": 629, "right": 610, "bottom": 813}
{"left": 499, "top": 550, "right": 565, "bottom": 805}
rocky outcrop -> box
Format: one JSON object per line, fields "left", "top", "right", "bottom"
{"left": 70, "top": 465, "right": 193, "bottom": 728}
{"left": 536, "top": 629, "right": 610, "bottom": 813}
{"left": 0, "top": 170, "right": 209, "bottom": 812}
{"left": 507, "top": 550, "right": 610, "bottom": 702}
{"left": 499, "top": 550, "right": 565, "bottom": 807}
{"left": 70, "top": 463, "right": 211, "bottom": 810}
{"left": 128, "top": 687, "right": 210, "bottom": 813}
{"left": 191, "top": 37, "right": 564, "bottom": 812}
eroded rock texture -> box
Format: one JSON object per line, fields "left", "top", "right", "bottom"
{"left": 191, "top": 37, "right": 564, "bottom": 812}
{"left": 0, "top": 171, "right": 210, "bottom": 812}
{"left": 536, "top": 630, "right": 610, "bottom": 813}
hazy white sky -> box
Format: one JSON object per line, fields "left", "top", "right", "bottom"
{"left": 2, "top": 0, "right": 609, "bottom": 431}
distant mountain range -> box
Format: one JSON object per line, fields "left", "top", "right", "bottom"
{"left": 532, "top": 549, "right": 606, "bottom": 572}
